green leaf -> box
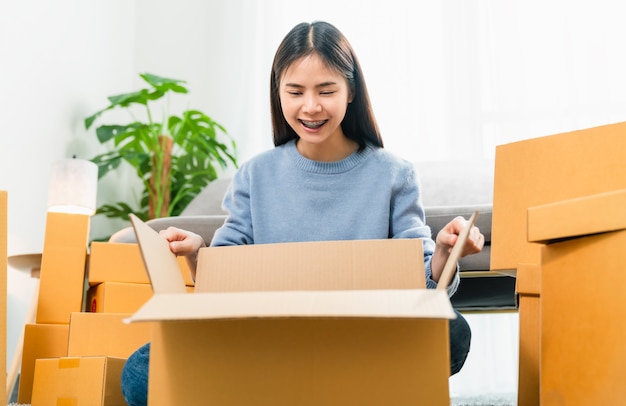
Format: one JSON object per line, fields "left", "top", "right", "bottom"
{"left": 107, "top": 89, "right": 154, "bottom": 106}
{"left": 90, "top": 153, "right": 124, "bottom": 179}
{"left": 140, "top": 73, "right": 188, "bottom": 94}
{"left": 84, "top": 106, "right": 115, "bottom": 130}
{"left": 96, "top": 201, "right": 146, "bottom": 221}
{"left": 95, "top": 125, "right": 132, "bottom": 144}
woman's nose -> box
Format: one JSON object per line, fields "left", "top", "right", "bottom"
{"left": 302, "top": 95, "right": 322, "bottom": 113}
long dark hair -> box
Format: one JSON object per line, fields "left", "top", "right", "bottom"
{"left": 270, "top": 21, "right": 383, "bottom": 150}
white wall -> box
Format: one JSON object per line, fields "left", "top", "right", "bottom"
{"left": 0, "top": 0, "right": 137, "bottom": 373}
{"left": 133, "top": 0, "right": 626, "bottom": 165}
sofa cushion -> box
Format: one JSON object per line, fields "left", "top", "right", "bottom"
{"left": 181, "top": 178, "right": 230, "bottom": 216}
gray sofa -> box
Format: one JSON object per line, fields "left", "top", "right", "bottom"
{"left": 110, "top": 160, "right": 516, "bottom": 311}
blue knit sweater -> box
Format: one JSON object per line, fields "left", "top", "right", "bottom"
{"left": 211, "top": 140, "right": 459, "bottom": 294}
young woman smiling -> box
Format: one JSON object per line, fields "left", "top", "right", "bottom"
{"left": 121, "top": 21, "right": 485, "bottom": 406}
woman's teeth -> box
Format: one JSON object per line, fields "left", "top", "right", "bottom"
{"left": 301, "top": 120, "right": 327, "bottom": 129}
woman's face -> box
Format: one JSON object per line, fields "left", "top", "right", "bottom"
{"left": 279, "top": 53, "right": 352, "bottom": 158}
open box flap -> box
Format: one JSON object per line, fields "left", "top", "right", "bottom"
{"left": 125, "top": 289, "right": 455, "bottom": 323}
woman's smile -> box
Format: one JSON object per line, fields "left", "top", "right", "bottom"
{"left": 299, "top": 119, "right": 328, "bottom": 130}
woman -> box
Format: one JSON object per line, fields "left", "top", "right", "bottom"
{"left": 121, "top": 21, "right": 484, "bottom": 406}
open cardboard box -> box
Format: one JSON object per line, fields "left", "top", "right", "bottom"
{"left": 127, "top": 219, "right": 456, "bottom": 405}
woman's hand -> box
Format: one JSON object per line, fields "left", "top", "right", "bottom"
{"left": 159, "top": 227, "right": 206, "bottom": 280}
{"left": 436, "top": 216, "right": 484, "bottom": 257}
{"left": 431, "top": 216, "right": 485, "bottom": 283}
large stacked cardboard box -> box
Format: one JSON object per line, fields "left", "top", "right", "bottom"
{"left": 528, "top": 189, "right": 626, "bottom": 404}
{"left": 1, "top": 191, "right": 7, "bottom": 403}
{"left": 18, "top": 212, "right": 90, "bottom": 404}
{"left": 491, "top": 121, "right": 626, "bottom": 405}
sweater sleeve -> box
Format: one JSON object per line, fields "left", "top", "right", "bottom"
{"left": 392, "top": 164, "right": 460, "bottom": 296}
{"left": 210, "top": 164, "right": 254, "bottom": 246}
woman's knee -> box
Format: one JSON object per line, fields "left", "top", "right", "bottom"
{"left": 121, "top": 342, "right": 151, "bottom": 406}
{"left": 449, "top": 310, "right": 471, "bottom": 376}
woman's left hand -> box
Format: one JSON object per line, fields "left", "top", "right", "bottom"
{"left": 436, "top": 216, "right": 485, "bottom": 257}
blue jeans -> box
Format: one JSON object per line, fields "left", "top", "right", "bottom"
{"left": 121, "top": 311, "right": 471, "bottom": 406}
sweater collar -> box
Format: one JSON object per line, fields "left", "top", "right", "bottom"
{"left": 286, "top": 139, "right": 372, "bottom": 174}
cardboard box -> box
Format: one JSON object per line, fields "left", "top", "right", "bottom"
{"left": 68, "top": 312, "right": 152, "bottom": 358}
{"left": 540, "top": 229, "right": 626, "bottom": 404}
{"left": 528, "top": 188, "right": 626, "bottom": 243}
{"left": 515, "top": 263, "right": 541, "bottom": 406}
{"left": 87, "top": 281, "right": 153, "bottom": 313}
{"left": 528, "top": 192, "right": 626, "bottom": 404}
{"left": 31, "top": 356, "right": 126, "bottom": 406}
{"left": 87, "top": 281, "right": 193, "bottom": 313}
{"left": 89, "top": 241, "right": 194, "bottom": 286}
{"left": 37, "top": 212, "right": 90, "bottom": 324}
{"left": 491, "top": 121, "right": 626, "bottom": 274}
{"left": 0, "top": 191, "right": 6, "bottom": 403}
{"left": 129, "top": 239, "right": 456, "bottom": 405}
{"left": 491, "top": 123, "right": 626, "bottom": 404}
{"left": 18, "top": 323, "right": 70, "bottom": 404}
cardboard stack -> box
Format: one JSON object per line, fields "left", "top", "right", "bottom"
{"left": 18, "top": 212, "right": 90, "bottom": 404}
{"left": 30, "top": 311, "right": 153, "bottom": 405}
{"left": 87, "top": 241, "right": 194, "bottom": 313}
{"left": 23, "top": 235, "right": 192, "bottom": 404}
{"left": 491, "top": 121, "right": 626, "bottom": 405}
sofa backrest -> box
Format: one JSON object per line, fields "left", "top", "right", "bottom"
{"left": 181, "top": 178, "right": 230, "bottom": 216}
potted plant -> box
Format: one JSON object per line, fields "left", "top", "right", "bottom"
{"left": 85, "top": 72, "right": 238, "bottom": 222}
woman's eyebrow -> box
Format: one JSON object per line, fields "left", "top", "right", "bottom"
{"left": 316, "top": 81, "right": 338, "bottom": 88}
{"left": 284, "top": 81, "right": 338, "bottom": 88}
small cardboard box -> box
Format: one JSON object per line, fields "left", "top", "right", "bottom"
{"left": 31, "top": 356, "right": 126, "bottom": 406}
{"left": 128, "top": 238, "right": 455, "bottom": 405}
{"left": 528, "top": 191, "right": 626, "bottom": 404}
{"left": 37, "top": 212, "right": 90, "bottom": 324}
{"left": 18, "top": 323, "right": 70, "bottom": 404}
{"left": 89, "top": 241, "right": 194, "bottom": 286}
{"left": 68, "top": 312, "right": 152, "bottom": 358}
{"left": 87, "top": 281, "right": 154, "bottom": 313}
{"left": 87, "top": 281, "right": 193, "bottom": 313}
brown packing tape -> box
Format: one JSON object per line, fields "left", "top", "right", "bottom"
{"left": 56, "top": 397, "right": 79, "bottom": 406}
{"left": 58, "top": 358, "right": 81, "bottom": 369}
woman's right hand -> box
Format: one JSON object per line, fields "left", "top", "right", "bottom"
{"left": 159, "top": 226, "right": 206, "bottom": 256}
{"left": 159, "top": 227, "right": 206, "bottom": 280}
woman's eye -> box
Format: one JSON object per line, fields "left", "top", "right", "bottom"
{"left": 320, "top": 91, "right": 335, "bottom": 95}
{"left": 287, "top": 91, "right": 302, "bottom": 96}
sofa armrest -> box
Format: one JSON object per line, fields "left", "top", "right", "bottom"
{"left": 108, "top": 215, "right": 227, "bottom": 245}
